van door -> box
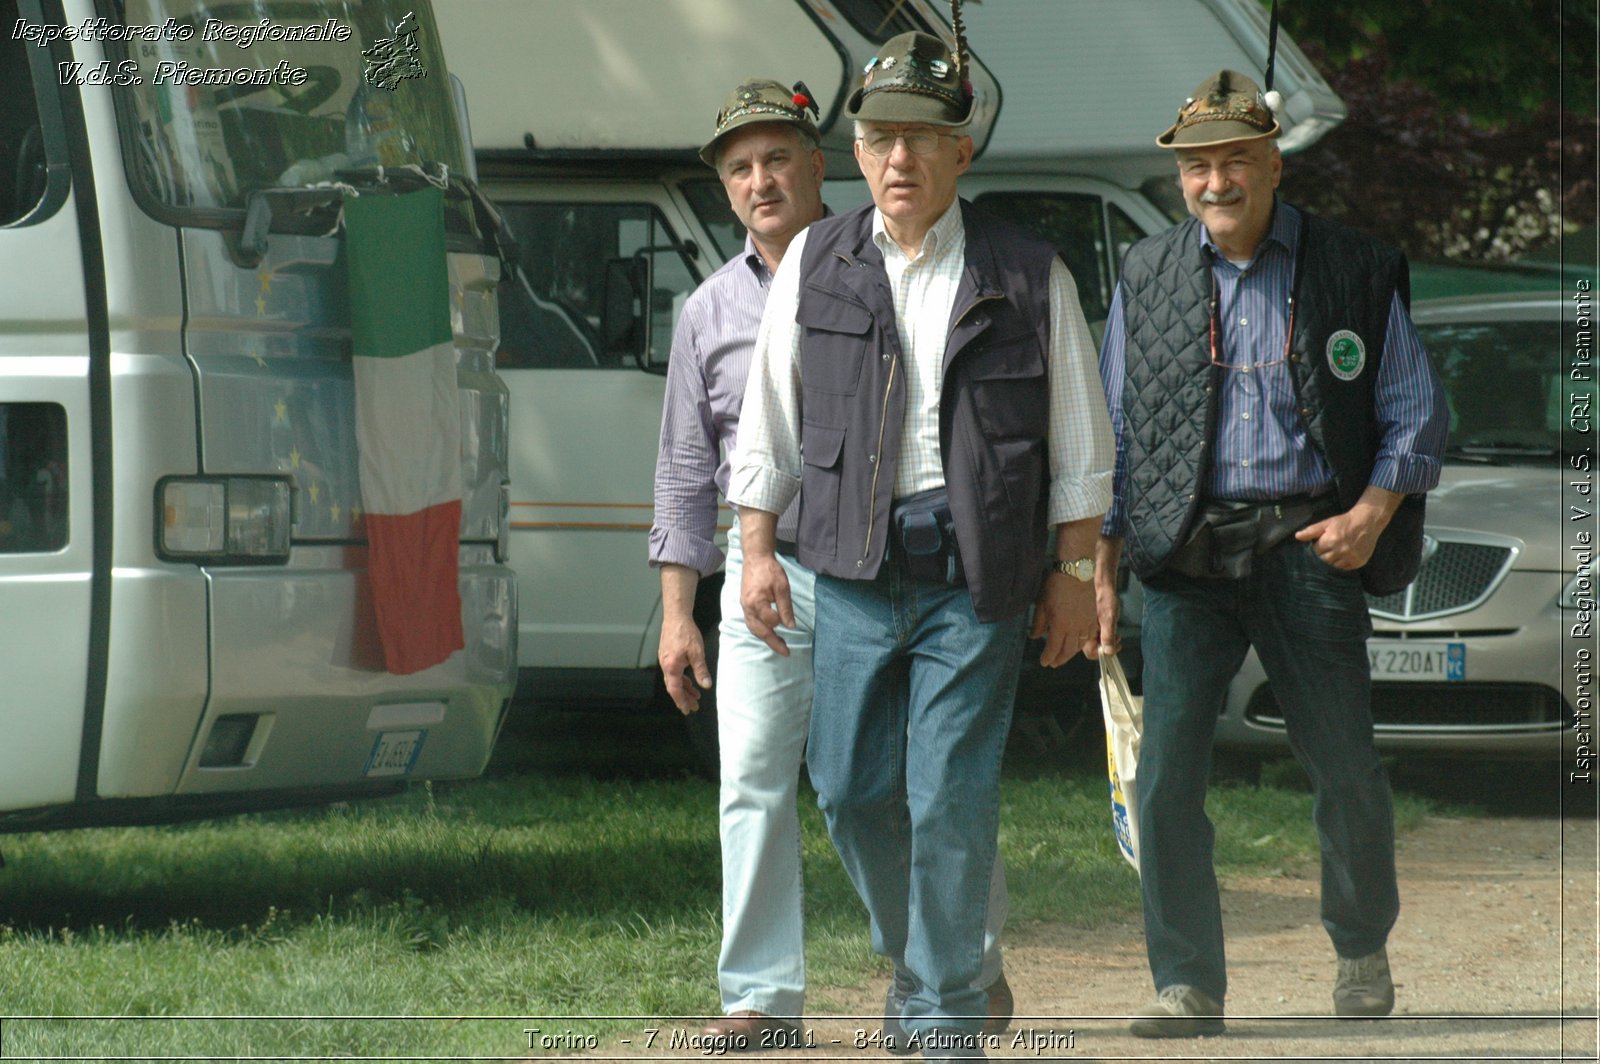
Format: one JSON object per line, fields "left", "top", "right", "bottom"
{"left": 489, "top": 185, "right": 706, "bottom": 670}
{"left": 0, "top": 8, "right": 97, "bottom": 811}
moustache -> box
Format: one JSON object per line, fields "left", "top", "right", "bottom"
{"left": 1200, "top": 189, "right": 1244, "bottom": 206}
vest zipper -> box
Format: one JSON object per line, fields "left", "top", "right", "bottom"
{"left": 862, "top": 351, "right": 897, "bottom": 566}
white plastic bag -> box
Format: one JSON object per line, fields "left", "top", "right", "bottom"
{"left": 1099, "top": 651, "right": 1143, "bottom": 872}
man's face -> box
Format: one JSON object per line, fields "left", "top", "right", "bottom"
{"left": 717, "top": 124, "right": 825, "bottom": 247}
{"left": 854, "top": 121, "right": 972, "bottom": 235}
{"left": 1175, "top": 139, "right": 1282, "bottom": 255}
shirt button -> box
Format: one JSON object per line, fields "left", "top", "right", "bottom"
{"left": 1301, "top": 407, "right": 1312, "bottom": 417}
{"left": 1239, "top": 317, "right": 1249, "bottom": 326}
{"left": 1241, "top": 365, "right": 1252, "bottom": 374}
{"left": 1241, "top": 459, "right": 1251, "bottom": 467}
{"left": 1241, "top": 412, "right": 1251, "bottom": 421}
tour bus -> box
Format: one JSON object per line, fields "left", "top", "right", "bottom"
{"left": 438, "top": 0, "right": 1341, "bottom": 763}
{"left": 0, "top": 0, "right": 516, "bottom": 830}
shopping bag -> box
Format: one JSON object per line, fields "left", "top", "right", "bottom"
{"left": 1099, "top": 651, "right": 1143, "bottom": 872}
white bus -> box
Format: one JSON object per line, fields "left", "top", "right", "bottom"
{"left": 0, "top": 0, "right": 516, "bottom": 829}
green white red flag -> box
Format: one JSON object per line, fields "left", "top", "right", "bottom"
{"left": 345, "top": 186, "right": 464, "bottom": 674}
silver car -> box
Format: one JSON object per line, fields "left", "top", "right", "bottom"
{"left": 1215, "top": 292, "right": 1582, "bottom": 761}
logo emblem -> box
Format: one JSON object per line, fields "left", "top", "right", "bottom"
{"left": 1326, "top": 330, "right": 1366, "bottom": 381}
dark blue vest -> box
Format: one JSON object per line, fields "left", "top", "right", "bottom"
{"left": 793, "top": 200, "right": 1059, "bottom": 622}
{"left": 1114, "top": 207, "right": 1424, "bottom": 594}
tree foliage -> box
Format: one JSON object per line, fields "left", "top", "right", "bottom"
{"left": 1272, "top": 1, "right": 1596, "bottom": 263}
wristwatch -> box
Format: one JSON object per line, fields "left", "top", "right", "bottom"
{"left": 1051, "top": 557, "right": 1095, "bottom": 582}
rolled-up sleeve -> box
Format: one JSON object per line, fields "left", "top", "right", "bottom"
{"left": 728, "top": 230, "right": 808, "bottom": 517}
{"left": 1369, "top": 292, "right": 1449, "bottom": 494}
{"left": 1045, "top": 257, "right": 1115, "bottom": 525}
{"left": 649, "top": 299, "right": 724, "bottom": 575}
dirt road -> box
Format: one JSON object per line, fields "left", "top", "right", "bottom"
{"left": 578, "top": 813, "right": 1597, "bottom": 1062}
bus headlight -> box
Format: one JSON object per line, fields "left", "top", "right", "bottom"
{"left": 159, "top": 476, "right": 293, "bottom": 563}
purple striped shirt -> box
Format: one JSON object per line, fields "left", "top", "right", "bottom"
{"left": 1100, "top": 202, "right": 1448, "bottom": 536}
{"left": 649, "top": 234, "right": 799, "bottom": 575}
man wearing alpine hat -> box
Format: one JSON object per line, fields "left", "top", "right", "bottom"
{"left": 730, "top": 12, "right": 1113, "bottom": 1060}
{"left": 1091, "top": 68, "right": 1447, "bottom": 1036}
{"left": 652, "top": 76, "right": 1010, "bottom": 1051}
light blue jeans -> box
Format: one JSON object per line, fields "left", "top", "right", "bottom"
{"left": 807, "top": 565, "right": 1025, "bottom": 1035}
{"left": 715, "top": 527, "right": 1009, "bottom": 1021}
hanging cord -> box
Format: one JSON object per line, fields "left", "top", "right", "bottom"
{"left": 949, "top": 0, "right": 972, "bottom": 99}
{"left": 1262, "top": 0, "right": 1284, "bottom": 115}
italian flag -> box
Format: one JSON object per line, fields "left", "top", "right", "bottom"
{"left": 345, "top": 186, "right": 464, "bottom": 675}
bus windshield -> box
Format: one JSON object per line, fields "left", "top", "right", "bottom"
{"left": 108, "top": 0, "right": 465, "bottom": 213}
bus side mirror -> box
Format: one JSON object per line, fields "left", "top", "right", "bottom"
{"left": 601, "top": 255, "right": 655, "bottom": 371}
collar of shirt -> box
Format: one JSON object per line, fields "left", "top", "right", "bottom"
{"left": 740, "top": 232, "right": 775, "bottom": 286}
{"left": 870, "top": 197, "right": 965, "bottom": 266}
{"left": 1198, "top": 198, "right": 1301, "bottom": 269}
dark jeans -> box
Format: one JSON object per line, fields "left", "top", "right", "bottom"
{"left": 1137, "top": 538, "right": 1400, "bottom": 1002}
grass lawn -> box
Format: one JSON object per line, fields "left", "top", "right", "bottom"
{"left": 0, "top": 702, "right": 1442, "bottom": 1059}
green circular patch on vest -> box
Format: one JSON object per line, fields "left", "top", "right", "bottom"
{"left": 1326, "top": 330, "right": 1366, "bottom": 381}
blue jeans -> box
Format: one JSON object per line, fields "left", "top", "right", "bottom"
{"left": 1137, "top": 538, "right": 1400, "bottom": 1003}
{"left": 808, "top": 566, "right": 1025, "bottom": 1035}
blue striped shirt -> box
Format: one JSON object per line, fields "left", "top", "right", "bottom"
{"left": 1099, "top": 202, "right": 1448, "bottom": 536}
{"left": 649, "top": 233, "right": 800, "bottom": 575}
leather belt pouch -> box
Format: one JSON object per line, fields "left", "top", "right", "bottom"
{"left": 890, "top": 488, "right": 963, "bottom": 585}
{"left": 1166, "top": 494, "right": 1339, "bottom": 580}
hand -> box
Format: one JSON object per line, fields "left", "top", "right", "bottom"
{"left": 1295, "top": 508, "right": 1384, "bottom": 570}
{"left": 657, "top": 613, "right": 711, "bottom": 714}
{"left": 1087, "top": 572, "right": 1121, "bottom": 660}
{"left": 1030, "top": 572, "right": 1097, "bottom": 668}
{"left": 740, "top": 550, "right": 794, "bottom": 657}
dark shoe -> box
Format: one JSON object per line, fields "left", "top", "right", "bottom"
{"left": 699, "top": 1011, "right": 800, "bottom": 1053}
{"left": 982, "top": 972, "right": 1013, "bottom": 1036}
{"left": 918, "top": 1027, "right": 987, "bottom": 1062}
{"left": 1128, "top": 985, "right": 1225, "bottom": 1038}
{"left": 1334, "top": 947, "right": 1395, "bottom": 1017}
{"left": 883, "top": 971, "right": 918, "bottom": 1056}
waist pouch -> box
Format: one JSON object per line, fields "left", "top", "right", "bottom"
{"left": 889, "top": 488, "right": 964, "bottom": 586}
{"left": 1165, "top": 493, "right": 1340, "bottom": 580}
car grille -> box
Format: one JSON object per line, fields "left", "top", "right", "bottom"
{"left": 1367, "top": 539, "right": 1515, "bottom": 620}
{"left": 1245, "top": 682, "right": 1568, "bottom": 730}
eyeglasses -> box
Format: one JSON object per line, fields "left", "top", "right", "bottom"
{"left": 1209, "top": 283, "right": 1295, "bottom": 374}
{"left": 857, "top": 130, "right": 958, "bottom": 156}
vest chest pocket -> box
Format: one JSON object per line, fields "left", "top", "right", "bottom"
{"left": 966, "top": 330, "right": 1047, "bottom": 438}
{"left": 797, "top": 286, "right": 874, "bottom": 396}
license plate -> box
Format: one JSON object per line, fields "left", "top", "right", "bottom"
{"left": 365, "top": 729, "right": 426, "bottom": 777}
{"left": 1368, "top": 641, "right": 1465, "bottom": 681}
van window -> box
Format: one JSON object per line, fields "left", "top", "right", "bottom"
{"left": 681, "top": 177, "right": 743, "bottom": 265}
{"left": 0, "top": 403, "right": 68, "bottom": 553}
{"left": 495, "top": 202, "right": 699, "bottom": 370}
{"left": 109, "top": 0, "right": 466, "bottom": 216}
{"left": 0, "top": 0, "right": 55, "bottom": 225}
{"left": 974, "top": 192, "right": 1113, "bottom": 326}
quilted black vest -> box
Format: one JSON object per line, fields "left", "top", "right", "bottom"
{"left": 1115, "top": 207, "right": 1424, "bottom": 592}
{"left": 793, "top": 200, "right": 1059, "bottom": 622}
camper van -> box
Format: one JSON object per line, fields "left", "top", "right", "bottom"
{"left": 438, "top": 0, "right": 1342, "bottom": 751}
{"left": 0, "top": 0, "right": 516, "bottom": 829}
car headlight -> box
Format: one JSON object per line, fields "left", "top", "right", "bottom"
{"left": 1559, "top": 571, "right": 1595, "bottom": 610}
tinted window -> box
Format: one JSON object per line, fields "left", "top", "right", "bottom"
{"left": 495, "top": 202, "right": 699, "bottom": 369}
{"left": 0, "top": 403, "right": 68, "bottom": 553}
{"left": 975, "top": 192, "right": 1111, "bottom": 326}
{"left": 0, "top": 0, "right": 56, "bottom": 225}
{"left": 1418, "top": 317, "right": 1564, "bottom": 461}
